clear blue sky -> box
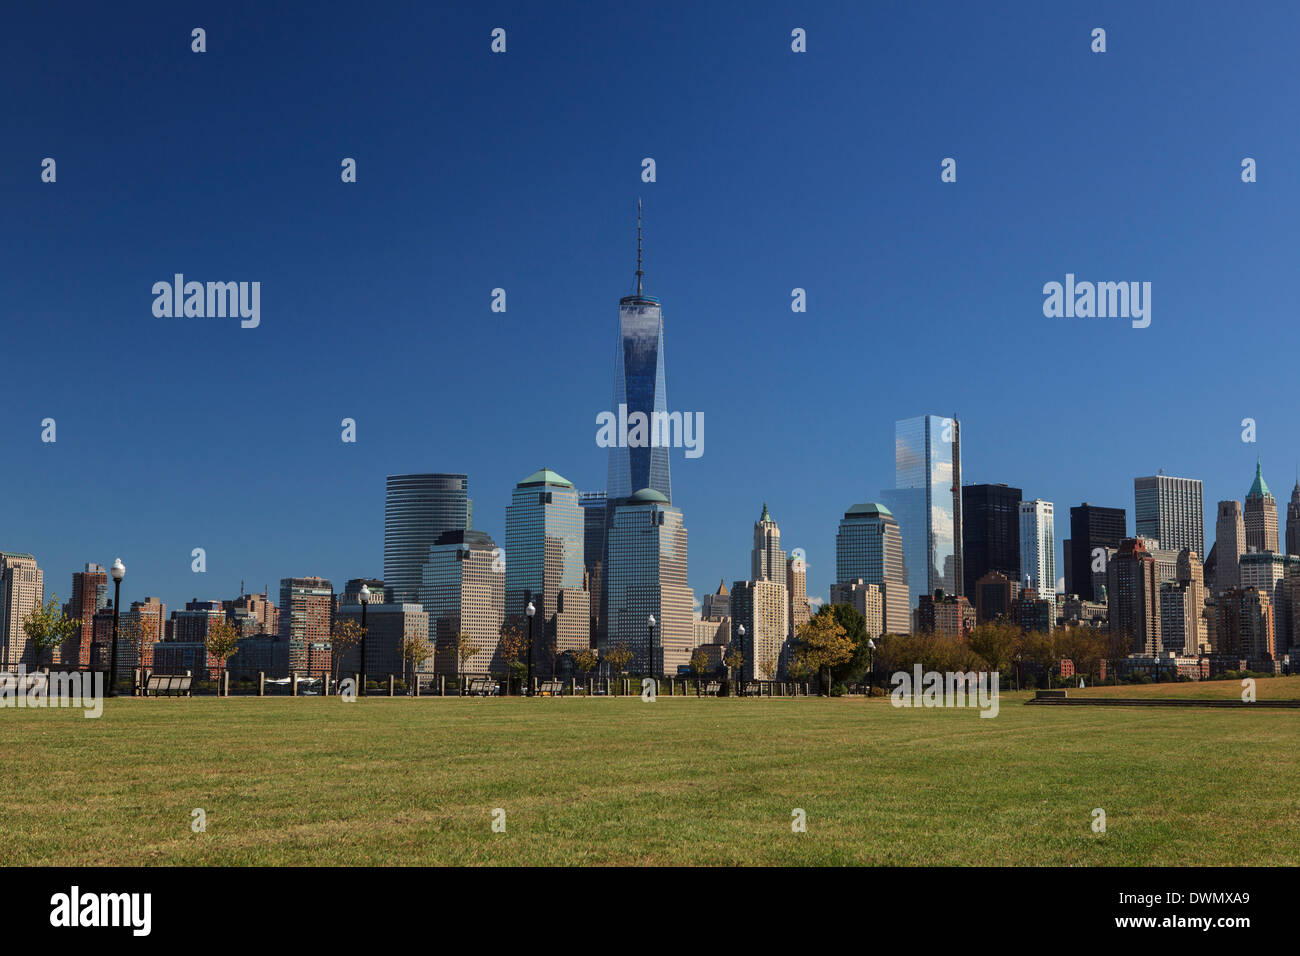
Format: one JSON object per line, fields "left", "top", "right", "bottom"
{"left": 3, "top": 0, "right": 1298, "bottom": 614}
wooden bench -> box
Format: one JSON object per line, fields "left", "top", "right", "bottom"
{"left": 704, "top": 681, "right": 721, "bottom": 696}
{"left": 743, "top": 681, "right": 762, "bottom": 696}
{"left": 146, "top": 674, "right": 193, "bottom": 697}
{"left": 538, "top": 680, "right": 565, "bottom": 697}
{"left": 467, "top": 677, "right": 499, "bottom": 697}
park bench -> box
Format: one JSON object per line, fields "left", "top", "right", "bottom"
{"left": 704, "top": 681, "right": 721, "bottom": 696}
{"left": 538, "top": 680, "right": 565, "bottom": 697}
{"left": 146, "top": 674, "right": 193, "bottom": 697}
{"left": 743, "top": 681, "right": 762, "bottom": 696}
{"left": 467, "top": 677, "right": 499, "bottom": 697}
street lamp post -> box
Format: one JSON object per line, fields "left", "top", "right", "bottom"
{"left": 109, "top": 559, "right": 125, "bottom": 698}
{"left": 526, "top": 601, "right": 536, "bottom": 696}
{"left": 736, "top": 623, "right": 745, "bottom": 693}
{"left": 647, "top": 614, "right": 656, "bottom": 692}
{"left": 866, "top": 637, "right": 876, "bottom": 698}
{"left": 358, "top": 584, "right": 370, "bottom": 697}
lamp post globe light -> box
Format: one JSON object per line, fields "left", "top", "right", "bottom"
{"left": 525, "top": 601, "right": 536, "bottom": 696}
{"left": 358, "top": 584, "right": 370, "bottom": 697}
{"left": 736, "top": 624, "right": 745, "bottom": 692}
{"left": 647, "top": 614, "right": 656, "bottom": 688}
{"left": 866, "top": 638, "right": 876, "bottom": 697}
{"left": 108, "top": 558, "right": 125, "bottom": 697}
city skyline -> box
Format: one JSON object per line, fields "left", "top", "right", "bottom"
{"left": 3, "top": 3, "right": 1299, "bottom": 618}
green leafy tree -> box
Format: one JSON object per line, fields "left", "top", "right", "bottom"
{"left": 793, "top": 613, "right": 854, "bottom": 695}
{"left": 573, "top": 646, "right": 599, "bottom": 689}
{"left": 204, "top": 619, "right": 242, "bottom": 688}
{"left": 689, "top": 648, "right": 709, "bottom": 693}
{"left": 404, "top": 635, "right": 432, "bottom": 691}
{"left": 22, "top": 595, "right": 80, "bottom": 669}
{"left": 724, "top": 647, "right": 744, "bottom": 687}
{"left": 818, "top": 603, "right": 869, "bottom": 684}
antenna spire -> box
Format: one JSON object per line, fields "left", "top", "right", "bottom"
{"left": 635, "top": 198, "right": 644, "bottom": 296}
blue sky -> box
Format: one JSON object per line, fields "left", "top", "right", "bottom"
{"left": 2, "top": 0, "right": 1298, "bottom": 614}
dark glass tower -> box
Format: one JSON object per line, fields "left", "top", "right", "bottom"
{"left": 607, "top": 201, "right": 671, "bottom": 502}
{"left": 1068, "top": 503, "right": 1127, "bottom": 601}
{"left": 962, "top": 483, "right": 1022, "bottom": 597}
{"left": 384, "top": 473, "right": 472, "bottom": 603}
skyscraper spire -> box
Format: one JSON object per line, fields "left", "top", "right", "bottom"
{"left": 635, "top": 197, "right": 644, "bottom": 296}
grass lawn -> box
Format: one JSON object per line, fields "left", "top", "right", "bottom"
{"left": 2, "top": 688, "right": 1297, "bottom": 866}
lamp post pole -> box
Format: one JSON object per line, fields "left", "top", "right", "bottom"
{"left": 867, "top": 638, "right": 876, "bottom": 698}
{"left": 109, "top": 559, "right": 125, "bottom": 698}
{"left": 736, "top": 623, "right": 745, "bottom": 693}
{"left": 359, "top": 584, "right": 370, "bottom": 697}
{"left": 526, "top": 601, "right": 536, "bottom": 696}
{"left": 647, "top": 614, "right": 656, "bottom": 693}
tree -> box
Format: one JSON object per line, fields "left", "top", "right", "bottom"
{"left": 404, "top": 636, "right": 432, "bottom": 693}
{"left": 453, "top": 632, "right": 480, "bottom": 691}
{"left": 689, "top": 648, "right": 709, "bottom": 694}
{"left": 603, "top": 642, "right": 633, "bottom": 691}
{"left": 818, "top": 603, "right": 869, "bottom": 684}
{"left": 330, "top": 618, "right": 365, "bottom": 681}
{"left": 204, "top": 619, "right": 242, "bottom": 690}
{"left": 498, "top": 623, "right": 527, "bottom": 695}
{"left": 793, "top": 613, "right": 854, "bottom": 696}
{"left": 759, "top": 653, "right": 778, "bottom": 682}
{"left": 125, "top": 615, "right": 160, "bottom": 680}
{"left": 724, "top": 647, "right": 744, "bottom": 688}
{"left": 573, "top": 646, "right": 599, "bottom": 689}
{"left": 22, "top": 595, "right": 80, "bottom": 670}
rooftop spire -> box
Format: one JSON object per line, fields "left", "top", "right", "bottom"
{"left": 635, "top": 197, "right": 644, "bottom": 296}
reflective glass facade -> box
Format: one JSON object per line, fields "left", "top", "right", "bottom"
{"left": 504, "top": 470, "right": 590, "bottom": 678}
{"left": 384, "top": 473, "right": 472, "bottom": 604}
{"left": 882, "top": 415, "right": 957, "bottom": 607}
{"left": 605, "top": 493, "right": 693, "bottom": 675}
{"left": 607, "top": 296, "right": 671, "bottom": 501}
{"left": 420, "top": 530, "right": 503, "bottom": 675}
{"left": 834, "top": 503, "right": 910, "bottom": 633}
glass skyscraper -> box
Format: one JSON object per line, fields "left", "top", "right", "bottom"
{"left": 882, "top": 415, "right": 959, "bottom": 608}
{"left": 504, "top": 468, "right": 590, "bottom": 678}
{"left": 834, "top": 503, "right": 910, "bottom": 634}
{"left": 605, "top": 489, "right": 693, "bottom": 675}
{"left": 384, "top": 473, "right": 472, "bottom": 604}
{"left": 607, "top": 206, "right": 671, "bottom": 502}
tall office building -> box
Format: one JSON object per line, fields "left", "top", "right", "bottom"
{"left": 829, "top": 579, "right": 884, "bottom": 638}
{"left": 1107, "top": 538, "right": 1162, "bottom": 656}
{"left": 504, "top": 468, "right": 591, "bottom": 678}
{"left": 278, "top": 576, "right": 334, "bottom": 672}
{"left": 1218, "top": 587, "right": 1275, "bottom": 661}
{"left": 752, "top": 503, "right": 785, "bottom": 583}
{"left": 121, "top": 597, "right": 166, "bottom": 668}
{"left": 1286, "top": 480, "right": 1300, "bottom": 557}
{"left": 881, "top": 415, "right": 960, "bottom": 607}
{"left": 607, "top": 203, "right": 671, "bottom": 502}
{"left": 1068, "top": 505, "right": 1126, "bottom": 601}
{"left": 1134, "top": 474, "right": 1204, "bottom": 556}
{"left": 787, "top": 555, "right": 810, "bottom": 640}
{"left": 580, "top": 491, "right": 609, "bottom": 645}
{"left": 701, "top": 580, "right": 730, "bottom": 620}
{"left": 224, "top": 590, "right": 279, "bottom": 636}
{"left": 64, "top": 563, "right": 109, "bottom": 667}
{"left": 1214, "top": 500, "right": 1246, "bottom": 594}
{"left": 384, "top": 473, "right": 472, "bottom": 603}
{"left": 835, "top": 503, "right": 910, "bottom": 634}
{"left": 1018, "top": 499, "right": 1056, "bottom": 596}
{"left": 962, "top": 483, "right": 1021, "bottom": 597}
{"left": 604, "top": 489, "right": 693, "bottom": 675}
{"left": 1244, "top": 461, "right": 1280, "bottom": 554}
{"left": 172, "top": 600, "right": 224, "bottom": 644}
{"left": 731, "top": 580, "right": 789, "bottom": 681}
{"left": 420, "top": 530, "right": 504, "bottom": 676}
{"left": 0, "top": 552, "right": 43, "bottom": 668}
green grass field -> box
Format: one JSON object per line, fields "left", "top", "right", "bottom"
{"left": 3, "top": 679, "right": 1298, "bottom": 866}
